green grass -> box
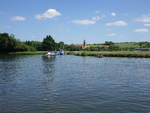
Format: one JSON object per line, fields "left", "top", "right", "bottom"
{"left": 8, "top": 51, "right": 150, "bottom": 58}
{"left": 67, "top": 51, "right": 150, "bottom": 58}
{"left": 9, "top": 51, "right": 47, "bottom": 55}
{"left": 115, "top": 42, "right": 140, "bottom": 48}
{"left": 87, "top": 42, "right": 142, "bottom": 48}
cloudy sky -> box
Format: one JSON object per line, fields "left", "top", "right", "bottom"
{"left": 0, "top": 0, "right": 150, "bottom": 44}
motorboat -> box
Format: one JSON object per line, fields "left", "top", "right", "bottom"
{"left": 44, "top": 50, "right": 64, "bottom": 57}
{"left": 56, "top": 50, "right": 64, "bottom": 55}
{"left": 59, "top": 50, "right": 64, "bottom": 55}
{"left": 44, "top": 51, "right": 56, "bottom": 57}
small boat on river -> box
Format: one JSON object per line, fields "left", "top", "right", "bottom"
{"left": 44, "top": 50, "right": 64, "bottom": 57}
{"left": 44, "top": 51, "right": 56, "bottom": 57}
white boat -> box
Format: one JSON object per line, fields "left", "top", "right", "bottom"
{"left": 44, "top": 50, "right": 64, "bottom": 57}
{"left": 44, "top": 51, "right": 56, "bottom": 57}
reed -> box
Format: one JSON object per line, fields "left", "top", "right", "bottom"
{"left": 67, "top": 51, "right": 150, "bottom": 58}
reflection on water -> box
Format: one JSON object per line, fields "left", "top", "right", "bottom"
{"left": 42, "top": 56, "right": 55, "bottom": 73}
{"left": 0, "top": 55, "right": 150, "bottom": 113}
{"left": 42, "top": 56, "right": 55, "bottom": 88}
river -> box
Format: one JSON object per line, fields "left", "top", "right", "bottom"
{"left": 0, "top": 55, "right": 150, "bottom": 113}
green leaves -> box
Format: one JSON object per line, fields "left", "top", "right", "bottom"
{"left": 0, "top": 33, "right": 17, "bottom": 52}
{"left": 0, "top": 33, "right": 35, "bottom": 52}
{"left": 42, "top": 35, "right": 56, "bottom": 51}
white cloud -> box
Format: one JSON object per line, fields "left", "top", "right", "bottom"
{"left": 72, "top": 16, "right": 101, "bottom": 25}
{"left": 106, "top": 20, "right": 128, "bottom": 26}
{"left": 35, "top": 9, "right": 61, "bottom": 19}
{"left": 144, "top": 24, "right": 150, "bottom": 27}
{"left": 92, "top": 16, "right": 101, "bottom": 21}
{"left": 136, "top": 14, "right": 150, "bottom": 22}
{"left": 134, "top": 28, "right": 149, "bottom": 32}
{"left": 111, "top": 12, "right": 116, "bottom": 17}
{"left": 72, "top": 20, "right": 96, "bottom": 25}
{"left": 106, "top": 33, "right": 116, "bottom": 37}
{"left": 12, "top": 16, "right": 26, "bottom": 21}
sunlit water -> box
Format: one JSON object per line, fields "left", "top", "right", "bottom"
{"left": 0, "top": 55, "right": 150, "bottom": 113}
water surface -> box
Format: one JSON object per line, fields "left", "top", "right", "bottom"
{"left": 0, "top": 55, "right": 150, "bottom": 113}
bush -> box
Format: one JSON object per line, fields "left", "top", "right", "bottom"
{"left": 15, "top": 41, "right": 36, "bottom": 51}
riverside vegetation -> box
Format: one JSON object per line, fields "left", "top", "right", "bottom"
{"left": 0, "top": 33, "right": 65, "bottom": 54}
{"left": 67, "top": 51, "right": 150, "bottom": 58}
{"left": 0, "top": 32, "right": 82, "bottom": 54}
{"left": 1, "top": 32, "right": 150, "bottom": 57}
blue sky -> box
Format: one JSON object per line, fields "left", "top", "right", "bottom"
{"left": 0, "top": 0, "right": 150, "bottom": 44}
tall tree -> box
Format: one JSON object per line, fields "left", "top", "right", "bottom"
{"left": 57, "top": 41, "right": 64, "bottom": 49}
{"left": 42, "top": 35, "right": 56, "bottom": 51}
{"left": 0, "top": 33, "right": 17, "bottom": 52}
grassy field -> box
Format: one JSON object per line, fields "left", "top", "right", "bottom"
{"left": 87, "top": 42, "right": 147, "bottom": 49}
{"left": 67, "top": 51, "right": 150, "bottom": 58}
{"left": 8, "top": 51, "right": 47, "bottom": 55}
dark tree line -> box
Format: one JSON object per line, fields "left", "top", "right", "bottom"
{"left": 0, "top": 33, "right": 16, "bottom": 52}
{"left": 25, "top": 35, "right": 65, "bottom": 51}
{"left": 0, "top": 33, "right": 35, "bottom": 52}
{"left": 1, "top": 33, "right": 150, "bottom": 53}
{"left": 0, "top": 33, "right": 66, "bottom": 53}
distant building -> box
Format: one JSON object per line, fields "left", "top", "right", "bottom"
{"left": 82, "top": 40, "right": 86, "bottom": 49}
{"left": 75, "top": 40, "right": 90, "bottom": 49}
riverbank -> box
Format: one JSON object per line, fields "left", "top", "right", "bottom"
{"left": 4, "top": 51, "right": 150, "bottom": 58}
{"left": 67, "top": 51, "right": 150, "bottom": 58}
{"left": 8, "top": 51, "right": 47, "bottom": 55}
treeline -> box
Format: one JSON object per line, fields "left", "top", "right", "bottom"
{"left": 64, "top": 41, "right": 150, "bottom": 51}
{"left": 1, "top": 33, "right": 150, "bottom": 53}
{"left": 84, "top": 41, "right": 150, "bottom": 51}
{"left": 0, "top": 33, "right": 83, "bottom": 53}
{"left": 0, "top": 33, "right": 36, "bottom": 52}
{"left": 0, "top": 33, "right": 66, "bottom": 52}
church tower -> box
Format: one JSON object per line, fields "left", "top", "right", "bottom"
{"left": 82, "top": 40, "right": 86, "bottom": 49}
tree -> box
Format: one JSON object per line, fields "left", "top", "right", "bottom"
{"left": 104, "top": 41, "right": 114, "bottom": 45}
{"left": 57, "top": 41, "right": 64, "bottom": 50}
{"left": 64, "top": 44, "right": 81, "bottom": 51}
{"left": 0, "top": 33, "right": 17, "bottom": 52}
{"left": 15, "top": 41, "right": 36, "bottom": 51}
{"left": 25, "top": 41, "right": 43, "bottom": 51}
{"left": 42, "top": 35, "right": 56, "bottom": 51}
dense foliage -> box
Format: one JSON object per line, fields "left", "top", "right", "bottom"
{"left": 1, "top": 32, "right": 150, "bottom": 53}
{"left": 0, "top": 33, "right": 16, "bottom": 52}
{"left": 25, "top": 41, "right": 43, "bottom": 51}
{"left": 0, "top": 33, "right": 35, "bottom": 52}
{"left": 0, "top": 33, "right": 65, "bottom": 53}
{"left": 64, "top": 44, "right": 81, "bottom": 51}
{"left": 42, "top": 35, "right": 56, "bottom": 51}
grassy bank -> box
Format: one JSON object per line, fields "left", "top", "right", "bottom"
{"left": 67, "top": 51, "right": 150, "bottom": 58}
{"left": 9, "top": 51, "right": 47, "bottom": 55}
{"left": 7, "top": 51, "right": 150, "bottom": 58}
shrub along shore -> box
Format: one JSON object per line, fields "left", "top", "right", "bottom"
{"left": 8, "top": 51, "right": 47, "bottom": 55}
{"left": 67, "top": 51, "right": 150, "bottom": 58}
{"left": 7, "top": 51, "right": 150, "bottom": 58}
{"left": 1, "top": 32, "right": 150, "bottom": 58}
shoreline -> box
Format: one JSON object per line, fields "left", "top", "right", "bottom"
{"left": 8, "top": 51, "right": 47, "bottom": 55}
{"left": 1, "top": 51, "right": 150, "bottom": 58}
{"left": 67, "top": 51, "right": 150, "bottom": 58}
